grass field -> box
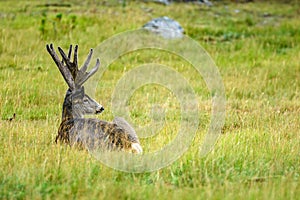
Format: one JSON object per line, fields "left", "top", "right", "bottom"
{"left": 0, "top": 0, "right": 299, "bottom": 199}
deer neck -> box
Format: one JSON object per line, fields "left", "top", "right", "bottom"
{"left": 61, "top": 99, "right": 73, "bottom": 121}
{"left": 61, "top": 89, "right": 83, "bottom": 121}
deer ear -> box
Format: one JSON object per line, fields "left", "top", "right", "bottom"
{"left": 79, "top": 86, "right": 85, "bottom": 96}
{"left": 81, "top": 86, "right": 85, "bottom": 92}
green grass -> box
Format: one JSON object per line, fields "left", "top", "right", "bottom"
{"left": 0, "top": 0, "right": 299, "bottom": 199}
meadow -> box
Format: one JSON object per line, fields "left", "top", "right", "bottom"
{"left": 0, "top": 0, "right": 299, "bottom": 199}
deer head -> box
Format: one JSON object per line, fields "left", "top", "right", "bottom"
{"left": 46, "top": 44, "right": 104, "bottom": 119}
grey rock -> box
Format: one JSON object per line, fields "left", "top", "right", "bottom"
{"left": 198, "top": 0, "right": 213, "bottom": 6}
{"left": 152, "top": 0, "right": 170, "bottom": 5}
{"left": 142, "top": 16, "right": 184, "bottom": 39}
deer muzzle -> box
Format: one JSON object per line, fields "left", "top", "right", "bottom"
{"left": 95, "top": 106, "right": 104, "bottom": 114}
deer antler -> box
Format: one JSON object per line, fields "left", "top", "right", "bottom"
{"left": 46, "top": 44, "right": 75, "bottom": 90}
{"left": 57, "top": 45, "right": 100, "bottom": 87}
{"left": 57, "top": 45, "right": 78, "bottom": 80}
{"left": 77, "top": 49, "right": 100, "bottom": 86}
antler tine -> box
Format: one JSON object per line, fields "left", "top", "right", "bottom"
{"left": 74, "top": 45, "right": 78, "bottom": 67}
{"left": 79, "top": 48, "right": 93, "bottom": 73}
{"left": 76, "top": 58, "right": 100, "bottom": 86}
{"left": 46, "top": 44, "right": 75, "bottom": 90}
{"left": 61, "top": 45, "right": 72, "bottom": 65}
{"left": 68, "top": 45, "right": 72, "bottom": 59}
{"left": 58, "top": 46, "right": 78, "bottom": 79}
{"left": 58, "top": 47, "right": 73, "bottom": 68}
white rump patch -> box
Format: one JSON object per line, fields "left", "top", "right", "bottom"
{"left": 131, "top": 143, "right": 143, "bottom": 154}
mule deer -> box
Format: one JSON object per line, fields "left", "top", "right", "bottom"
{"left": 46, "top": 44, "right": 142, "bottom": 154}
